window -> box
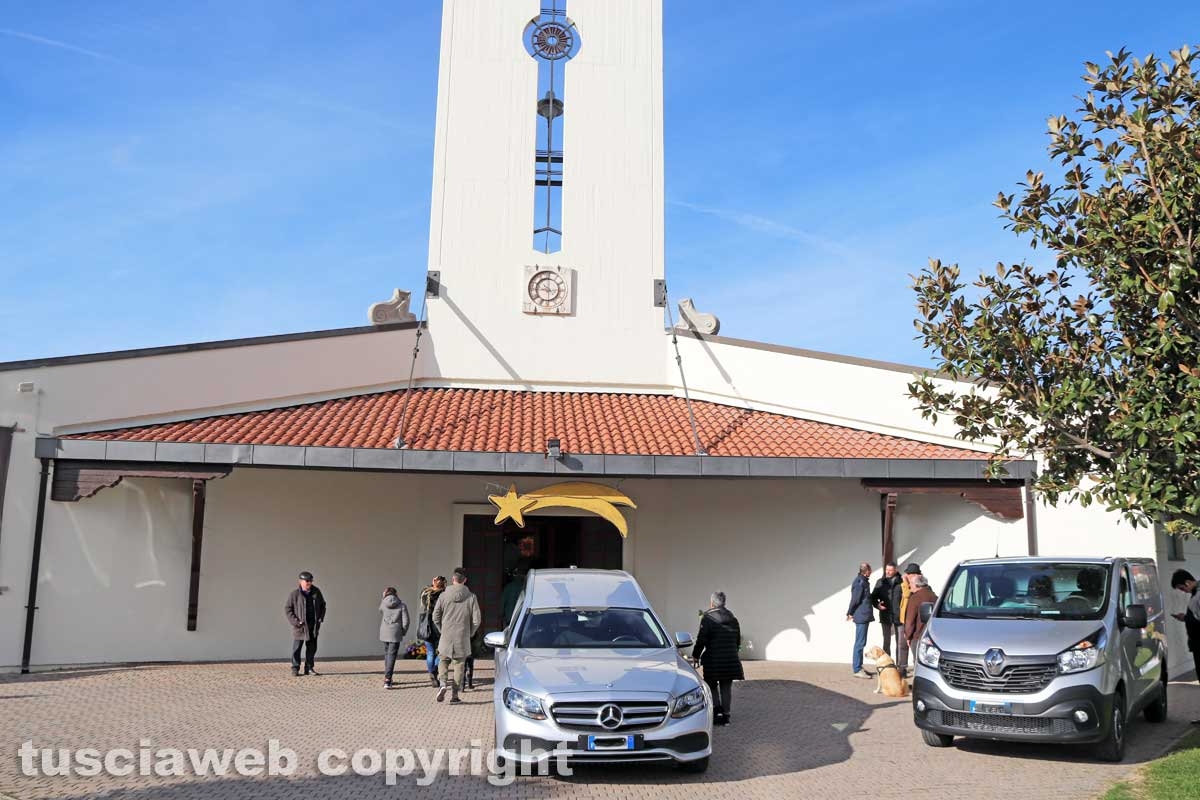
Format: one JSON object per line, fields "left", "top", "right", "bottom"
{"left": 525, "top": 1, "right": 579, "bottom": 253}
{"left": 938, "top": 562, "right": 1112, "bottom": 620}
{"left": 516, "top": 607, "right": 667, "bottom": 649}
{"left": 0, "top": 426, "right": 13, "bottom": 539}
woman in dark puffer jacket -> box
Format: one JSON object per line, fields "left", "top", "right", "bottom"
{"left": 692, "top": 591, "right": 744, "bottom": 725}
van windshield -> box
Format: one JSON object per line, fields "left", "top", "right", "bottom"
{"left": 938, "top": 562, "right": 1111, "bottom": 620}
{"left": 516, "top": 607, "right": 669, "bottom": 649}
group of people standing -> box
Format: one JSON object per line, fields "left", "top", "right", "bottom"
{"left": 283, "top": 568, "right": 483, "bottom": 704}
{"left": 846, "top": 561, "right": 936, "bottom": 679}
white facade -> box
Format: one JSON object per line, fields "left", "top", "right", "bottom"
{"left": 425, "top": 0, "right": 666, "bottom": 389}
{"left": 1, "top": 0, "right": 1196, "bottom": 680}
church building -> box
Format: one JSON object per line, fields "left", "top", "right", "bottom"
{"left": 1, "top": 0, "right": 1196, "bottom": 676}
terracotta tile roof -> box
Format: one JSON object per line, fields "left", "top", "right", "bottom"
{"left": 68, "top": 388, "right": 983, "bottom": 459}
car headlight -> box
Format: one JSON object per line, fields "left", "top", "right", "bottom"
{"left": 917, "top": 633, "right": 941, "bottom": 669}
{"left": 503, "top": 688, "right": 547, "bottom": 720}
{"left": 1058, "top": 630, "right": 1107, "bottom": 674}
{"left": 671, "top": 685, "right": 707, "bottom": 719}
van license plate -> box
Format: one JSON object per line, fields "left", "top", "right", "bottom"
{"left": 969, "top": 701, "right": 1012, "bottom": 714}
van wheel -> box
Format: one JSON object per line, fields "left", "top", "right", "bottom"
{"left": 1144, "top": 677, "right": 1168, "bottom": 723}
{"left": 921, "top": 729, "right": 955, "bottom": 748}
{"left": 678, "top": 756, "right": 710, "bottom": 774}
{"left": 1096, "top": 692, "right": 1126, "bottom": 762}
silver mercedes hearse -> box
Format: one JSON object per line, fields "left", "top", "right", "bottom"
{"left": 912, "top": 557, "right": 1167, "bottom": 761}
{"left": 484, "top": 568, "right": 713, "bottom": 772}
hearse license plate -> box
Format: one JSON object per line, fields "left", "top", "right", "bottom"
{"left": 585, "top": 735, "right": 637, "bottom": 751}
{"left": 969, "top": 700, "right": 1012, "bottom": 714}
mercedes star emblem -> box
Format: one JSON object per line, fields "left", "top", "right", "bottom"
{"left": 598, "top": 704, "right": 624, "bottom": 730}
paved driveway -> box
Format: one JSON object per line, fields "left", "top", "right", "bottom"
{"left": 2, "top": 659, "right": 1197, "bottom": 800}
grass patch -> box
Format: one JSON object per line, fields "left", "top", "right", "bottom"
{"left": 1102, "top": 729, "right": 1200, "bottom": 800}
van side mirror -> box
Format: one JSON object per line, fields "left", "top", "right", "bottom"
{"left": 484, "top": 631, "right": 508, "bottom": 649}
{"left": 1122, "top": 604, "right": 1147, "bottom": 629}
{"left": 674, "top": 632, "right": 694, "bottom": 649}
{"left": 919, "top": 602, "right": 934, "bottom": 624}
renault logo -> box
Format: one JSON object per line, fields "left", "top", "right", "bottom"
{"left": 598, "top": 704, "right": 624, "bottom": 730}
{"left": 984, "top": 648, "right": 1006, "bottom": 677}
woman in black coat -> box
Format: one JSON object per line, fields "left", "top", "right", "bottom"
{"left": 692, "top": 591, "right": 744, "bottom": 725}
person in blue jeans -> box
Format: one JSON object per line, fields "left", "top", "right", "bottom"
{"left": 846, "top": 562, "right": 874, "bottom": 678}
{"left": 418, "top": 576, "right": 446, "bottom": 687}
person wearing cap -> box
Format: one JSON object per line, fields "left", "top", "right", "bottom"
{"left": 895, "top": 563, "right": 922, "bottom": 677}
{"left": 285, "top": 571, "right": 327, "bottom": 677}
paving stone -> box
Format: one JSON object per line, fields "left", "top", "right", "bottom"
{"left": 0, "top": 660, "right": 1194, "bottom": 799}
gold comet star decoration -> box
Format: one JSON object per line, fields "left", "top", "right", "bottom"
{"left": 487, "top": 482, "right": 638, "bottom": 537}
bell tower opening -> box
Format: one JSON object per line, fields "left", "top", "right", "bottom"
{"left": 525, "top": 2, "right": 580, "bottom": 254}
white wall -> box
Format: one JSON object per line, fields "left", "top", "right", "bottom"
{"left": 424, "top": 0, "right": 667, "bottom": 388}
{"left": 0, "top": 327, "right": 426, "bottom": 668}
{"left": 1157, "top": 531, "right": 1200, "bottom": 679}
{"left": 13, "top": 469, "right": 1038, "bottom": 669}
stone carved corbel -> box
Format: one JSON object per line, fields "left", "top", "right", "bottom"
{"left": 368, "top": 289, "right": 416, "bottom": 325}
{"left": 675, "top": 298, "right": 720, "bottom": 335}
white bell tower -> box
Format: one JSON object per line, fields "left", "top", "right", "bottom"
{"left": 424, "top": 0, "right": 666, "bottom": 389}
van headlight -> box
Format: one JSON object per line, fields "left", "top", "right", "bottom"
{"left": 1058, "top": 630, "right": 1107, "bottom": 674}
{"left": 917, "top": 633, "right": 941, "bottom": 669}
{"left": 671, "top": 685, "right": 707, "bottom": 718}
{"left": 503, "top": 688, "right": 547, "bottom": 720}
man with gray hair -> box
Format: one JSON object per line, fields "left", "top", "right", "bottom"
{"left": 846, "top": 562, "right": 874, "bottom": 678}
{"left": 904, "top": 574, "right": 938, "bottom": 650}
{"left": 692, "top": 591, "right": 743, "bottom": 725}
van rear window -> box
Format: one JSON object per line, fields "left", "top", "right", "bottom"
{"left": 940, "top": 562, "right": 1111, "bottom": 620}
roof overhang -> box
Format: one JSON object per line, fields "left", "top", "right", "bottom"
{"left": 37, "top": 436, "right": 1035, "bottom": 481}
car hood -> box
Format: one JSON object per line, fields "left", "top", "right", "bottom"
{"left": 929, "top": 617, "right": 1106, "bottom": 657}
{"left": 506, "top": 648, "right": 695, "bottom": 697}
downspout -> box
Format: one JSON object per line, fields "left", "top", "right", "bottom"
{"left": 20, "top": 458, "right": 51, "bottom": 674}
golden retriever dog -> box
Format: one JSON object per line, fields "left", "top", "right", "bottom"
{"left": 865, "top": 645, "right": 908, "bottom": 697}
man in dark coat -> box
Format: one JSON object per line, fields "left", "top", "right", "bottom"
{"left": 285, "top": 571, "right": 327, "bottom": 677}
{"left": 870, "top": 563, "right": 903, "bottom": 657}
{"left": 692, "top": 591, "right": 743, "bottom": 725}
{"left": 846, "top": 562, "right": 874, "bottom": 678}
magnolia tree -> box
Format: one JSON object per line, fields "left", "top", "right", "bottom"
{"left": 910, "top": 47, "right": 1200, "bottom": 532}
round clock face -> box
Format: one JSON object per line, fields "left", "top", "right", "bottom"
{"left": 530, "top": 21, "right": 576, "bottom": 61}
{"left": 528, "top": 270, "right": 567, "bottom": 310}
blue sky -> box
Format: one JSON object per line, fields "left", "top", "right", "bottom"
{"left": 2, "top": 1, "right": 1197, "bottom": 366}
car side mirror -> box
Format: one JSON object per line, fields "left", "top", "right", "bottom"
{"left": 484, "top": 631, "right": 507, "bottom": 649}
{"left": 674, "top": 632, "right": 694, "bottom": 649}
{"left": 919, "top": 602, "right": 934, "bottom": 624}
{"left": 1122, "top": 604, "right": 1147, "bottom": 629}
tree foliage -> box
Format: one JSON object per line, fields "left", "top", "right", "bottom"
{"left": 910, "top": 47, "right": 1200, "bottom": 530}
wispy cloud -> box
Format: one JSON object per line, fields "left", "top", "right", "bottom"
{"left": 0, "top": 28, "right": 120, "bottom": 63}
{"left": 668, "top": 198, "right": 861, "bottom": 260}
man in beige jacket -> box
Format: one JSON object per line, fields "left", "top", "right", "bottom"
{"left": 432, "top": 567, "right": 482, "bottom": 704}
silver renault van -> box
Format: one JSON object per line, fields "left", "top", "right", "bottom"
{"left": 912, "top": 557, "right": 1167, "bottom": 761}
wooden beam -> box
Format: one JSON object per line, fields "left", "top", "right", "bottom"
{"left": 881, "top": 492, "right": 897, "bottom": 566}
{"left": 51, "top": 460, "right": 230, "bottom": 502}
{"left": 862, "top": 479, "right": 1024, "bottom": 521}
{"left": 187, "top": 480, "right": 206, "bottom": 632}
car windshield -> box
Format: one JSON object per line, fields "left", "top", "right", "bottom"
{"left": 938, "top": 562, "right": 1112, "bottom": 620}
{"left": 516, "top": 607, "right": 669, "bottom": 649}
